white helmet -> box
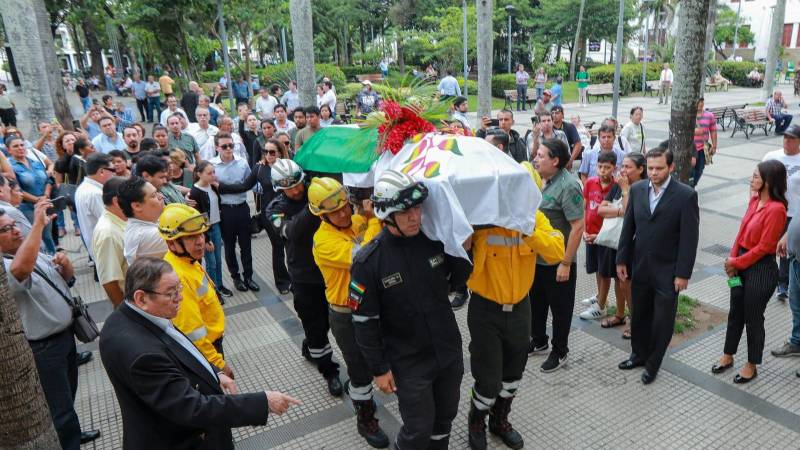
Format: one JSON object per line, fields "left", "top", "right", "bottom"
{"left": 371, "top": 170, "right": 428, "bottom": 220}
{"left": 271, "top": 159, "right": 305, "bottom": 191}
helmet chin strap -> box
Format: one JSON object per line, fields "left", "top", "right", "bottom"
{"left": 321, "top": 215, "right": 349, "bottom": 231}
{"left": 384, "top": 213, "right": 408, "bottom": 238}
{"left": 172, "top": 237, "right": 201, "bottom": 263}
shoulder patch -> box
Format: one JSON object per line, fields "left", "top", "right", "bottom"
{"left": 354, "top": 235, "right": 381, "bottom": 264}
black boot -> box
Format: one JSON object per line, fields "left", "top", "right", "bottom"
{"left": 468, "top": 403, "right": 489, "bottom": 450}
{"left": 489, "top": 396, "right": 524, "bottom": 449}
{"left": 353, "top": 399, "right": 389, "bottom": 448}
{"left": 301, "top": 340, "right": 313, "bottom": 363}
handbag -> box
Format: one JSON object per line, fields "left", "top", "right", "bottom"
{"left": 30, "top": 260, "right": 99, "bottom": 343}
{"left": 595, "top": 198, "right": 624, "bottom": 250}
{"left": 704, "top": 140, "right": 714, "bottom": 165}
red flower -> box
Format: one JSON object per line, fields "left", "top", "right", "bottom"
{"left": 377, "top": 101, "right": 436, "bottom": 154}
{"left": 381, "top": 101, "right": 402, "bottom": 121}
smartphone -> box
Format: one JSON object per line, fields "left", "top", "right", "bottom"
{"left": 47, "top": 196, "right": 67, "bottom": 216}
{"left": 489, "top": 118, "right": 500, "bottom": 127}
{"left": 530, "top": 116, "right": 540, "bottom": 125}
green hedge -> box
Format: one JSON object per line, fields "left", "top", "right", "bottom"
{"left": 198, "top": 63, "right": 347, "bottom": 89}
{"left": 587, "top": 63, "right": 661, "bottom": 94}
{"left": 708, "top": 61, "right": 765, "bottom": 86}
{"left": 490, "top": 74, "right": 518, "bottom": 97}
{"left": 456, "top": 77, "right": 478, "bottom": 95}
{"left": 545, "top": 61, "right": 569, "bottom": 79}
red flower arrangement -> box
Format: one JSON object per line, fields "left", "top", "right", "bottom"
{"left": 376, "top": 101, "right": 436, "bottom": 154}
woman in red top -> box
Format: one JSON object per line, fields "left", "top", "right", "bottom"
{"left": 712, "top": 159, "right": 787, "bottom": 383}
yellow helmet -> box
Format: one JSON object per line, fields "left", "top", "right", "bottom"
{"left": 308, "top": 177, "right": 349, "bottom": 216}
{"left": 158, "top": 203, "right": 210, "bottom": 240}
{"left": 521, "top": 161, "right": 543, "bottom": 190}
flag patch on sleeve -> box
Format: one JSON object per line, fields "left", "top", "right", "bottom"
{"left": 348, "top": 281, "right": 366, "bottom": 310}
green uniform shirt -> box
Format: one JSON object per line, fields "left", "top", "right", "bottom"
{"left": 160, "top": 182, "right": 186, "bottom": 205}
{"left": 538, "top": 168, "right": 583, "bottom": 265}
{"left": 168, "top": 133, "right": 200, "bottom": 164}
{"left": 577, "top": 71, "right": 589, "bottom": 89}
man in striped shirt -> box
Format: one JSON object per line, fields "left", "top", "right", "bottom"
{"left": 766, "top": 90, "right": 793, "bottom": 135}
{"left": 691, "top": 97, "right": 717, "bottom": 187}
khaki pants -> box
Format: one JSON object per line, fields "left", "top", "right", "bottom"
{"left": 659, "top": 81, "right": 672, "bottom": 103}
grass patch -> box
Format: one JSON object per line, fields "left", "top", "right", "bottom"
{"left": 751, "top": 101, "right": 765, "bottom": 107}
{"left": 604, "top": 293, "right": 700, "bottom": 335}
{"left": 466, "top": 94, "right": 508, "bottom": 111}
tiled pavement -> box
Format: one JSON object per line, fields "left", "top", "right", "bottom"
{"left": 34, "top": 86, "right": 800, "bottom": 448}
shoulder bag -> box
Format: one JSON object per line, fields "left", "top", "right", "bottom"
{"left": 31, "top": 259, "right": 99, "bottom": 343}
{"left": 595, "top": 198, "right": 624, "bottom": 250}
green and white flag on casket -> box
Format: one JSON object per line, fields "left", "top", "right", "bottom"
{"left": 293, "top": 126, "right": 379, "bottom": 173}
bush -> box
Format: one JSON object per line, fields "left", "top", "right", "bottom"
{"left": 199, "top": 69, "right": 241, "bottom": 83}
{"left": 587, "top": 63, "right": 661, "bottom": 94}
{"left": 258, "top": 63, "right": 347, "bottom": 90}
{"left": 456, "top": 77, "right": 477, "bottom": 95}
{"left": 340, "top": 65, "right": 379, "bottom": 80}
{"left": 546, "top": 60, "right": 569, "bottom": 79}
{"left": 339, "top": 82, "right": 364, "bottom": 102}
{"left": 491, "top": 73, "right": 518, "bottom": 97}
{"left": 708, "top": 61, "right": 765, "bottom": 86}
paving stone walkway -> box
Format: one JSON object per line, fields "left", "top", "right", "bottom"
{"left": 10, "top": 84, "right": 800, "bottom": 448}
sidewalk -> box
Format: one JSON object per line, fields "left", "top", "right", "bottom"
{"left": 28, "top": 86, "right": 800, "bottom": 448}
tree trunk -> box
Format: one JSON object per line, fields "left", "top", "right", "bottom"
{"left": 69, "top": 22, "right": 86, "bottom": 74}
{"left": 290, "top": 0, "right": 316, "bottom": 107}
{"left": 476, "top": 0, "right": 493, "bottom": 119}
{"left": 670, "top": 0, "right": 711, "bottom": 183}
{"left": 763, "top": 0, "right": 787, "bottom": 99}
{"left": 82, "top": 16, "right": 105, "bottom": 78}
{"left": 360, "top": 22, "right": 366, "bottom": 64}
{"left": 0, "top": 255, "right": 60, "bottom": 447}
{"left": 569, "top": 0, "right": 587, "bottom": 80}
{"left": 703, "top": 0, "right": 717, "bottom": 63}
{"left": 101, "top": 3, "right": 138, "bottom": 75}
{"left": 3, "top": 0, "right": 75, "bottom": 130}
{"left": 397, "top": 34, "right": 405, "bottom": 74}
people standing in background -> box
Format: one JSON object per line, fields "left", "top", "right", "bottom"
{"left": 713, "top": 160, "right": 787, "bottom": 384}
{"left": 144, "top": 75, "right": 162, "bottom": 123}
{"left": 180, "top": 81, "right": 201, "bottom": 123}
{"left": 76, "top": 79, "right": 92, "bottom": 113}
{"left": 159, "top": 95, "right": 189, "bottom": 128}
{"left": 534, "top": 67, "right": 547, "bottom": 101}
{"left": 131, "top": 74, "right": 147, "bottom": 122}
{"left": 621, "top": 107, "right": 647, "bottom": 154}
{"left": 577, "top": 66, "right": 590, "bottom": 107}
{"left": 355, "top": 80, "right": 381, "bottom": 117}
{"left": 515, "top": 64, "right": 530, "bottom": 112}
{"left": 280, "top": 80, "right": 301, "bottom": 115}
{"left": 0, "top": 85, "right": 17, "bottom": 126}
{"left": 437, "top": 71, "right": 462, "bottom": 98}
{"left": 158, "top": 70, "right": 175, "bottom": 99}
{"left": 658, "top": 63, "right": 674, "bottom": 105}
{"left": 691, "top": 97, "right": 717, "bottom": 187}
{"left": 233, "top": 76, "right": 250, "bottom": 106}
{"left": 551, "top": 77, "right": 564, "bottom": 107}
{"left": 255, "top": 86, "right": 279, "bottom": 120}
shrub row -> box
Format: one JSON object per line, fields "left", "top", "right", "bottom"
{"left": 198, "top": 63, "right": 346, "bottom": 90}
{"left": 708, "top": 60, "right": 765, "bottom": 86}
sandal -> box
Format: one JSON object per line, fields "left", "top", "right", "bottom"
{"left": 601, "top": 315, "right": 626, "bottom": 328}
{"left": 622, "top": 328, "right": 632, "bottom": 340}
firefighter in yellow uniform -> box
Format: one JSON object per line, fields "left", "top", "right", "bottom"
{"left": 466, "top": 162, "right": 565, "bottom": 450}
{"left": 308, "top": 177, "right": 388, "bottom": 448}
{"left": 158, "top": 203, "right": 231, "bottom": 378}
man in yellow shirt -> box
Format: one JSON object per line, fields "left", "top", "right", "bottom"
{"left": 159, "top": 70, "right": 175, "bottom": 98}
{"left": 158, "top": 203, "right": 232, "bottom": 378}
{"left": 309, "top": 177, "right": 388, "bottom": 448}
{"left": 466, "top": 162, "right": 565, "bottom": 450}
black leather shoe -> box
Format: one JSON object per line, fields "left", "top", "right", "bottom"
{"left": 80, "top": 430, "right": 101, "bottom": 444}
{"left": 733, "top": 369, "right": 757, "bottom": 384}
{"left": 618, "top": 359, "right": 644, "bottom": 370}
{"left": 277, "top": 285, "right": 291, "bottom": 295}
{"left": 217, "top": 286, "right": 234, "bottom": 298}
{"left": 711, "top": 361, "right": 733, "bottom": 374}
{"left": 245, "top": 278, "right": 260, "bottom": 292}
{"left": 326, "top": 376, "right": 343, "bottom": 397}
{"left": 234, "top": 279, "right": 248, "bottom": 292}
{"left": 641, "top": 370, "right": 657, "bottom": 385}
{"left": 796, "top": 370, "right": 800, "bottom": 378}
{"left": 76, "top": 351, "right": 93, "bottom": 366}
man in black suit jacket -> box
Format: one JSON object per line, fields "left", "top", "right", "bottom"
{"left": 616, "top": 145, "right": 700, "bottom": 384}
{"left": 100, "top": 257, "right": 299, "bottom": 450}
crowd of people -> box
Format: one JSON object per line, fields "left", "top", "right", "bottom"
{"left": 2, "top": 66, "right": 800, "bottom": 450}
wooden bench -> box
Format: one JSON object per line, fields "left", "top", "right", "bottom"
{"left": 706, "top": 104, "right": 747, "bottom": 131}
{"left": 644, "top": 80, "right": 660, "bottom": 97}
{"left": 730, "top": 108, "right": 773, "bottom": 139}
{"left": 335, "top": 101, "right": 351, "bottom": 123}
{"left": 586, "top": 83, "right": 614, "bottom": 103}
{"left": 502, "top": 89, "right": 536, "bottom": 110}
{"left": 355, "top": 74, "right": 383, "bottom": 84}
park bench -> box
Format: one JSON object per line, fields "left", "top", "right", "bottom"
{"left": 730, "top": 108, "right": 773, "bottom": 139}
{"left": 503, "top": 89, "right": 537, "bottom": 110}
{"left": 586, "top": 83, "right": 614, "bottom": 103}
{"left": 335, "top": 101, "right": 351, "bottom": 123}
{"left": 706, "top": 104, "right": 747, "bottom": 131}
{"left": 643, "top": 80, "right": 660, "bottom": 97}
{"left": 705, "top": 79, "right": 722, "bottom": 92}
{"left": 355, "top": 74, "right": 383, "bottom": 84}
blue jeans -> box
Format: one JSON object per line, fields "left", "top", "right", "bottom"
{"left": 789, "top": 258, "right": 800, "bottom": 346}
{"left": 205, "top": 223, "right": 224, "bottom": 288}
{"left": 516, "top": 85, "right": 527, "bottom": 111}
{"left": 20, "top": 203, "right": 56, "bottom": 254}
{"left": 29, "top": 328, "right": 81, "bottom": 450}
{"left": 104, "top": 75, "right": 114, "bottom": 91}
{"left": 56, "top": 206, "right": 79, "bottom": 231}
{"left": 774, "top": 112, "right": 793, "bottom": 134}
{"left": 691, "top": 149, "right": 706, "bottom": 187}
{"left": 146, "top": 97, "right": 161, "bottom": 122}
{"left": 535, "top": 86, "right": 544, "bottom": 100}
{"left": 80, "top": 96, "right": 92, "bottom": 112}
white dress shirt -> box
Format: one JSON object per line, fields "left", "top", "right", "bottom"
{"left": 255, "top": 95, "right": 278, "bottom": 119}
{"left": 648, "top": 176, "right": 671, "bottom": 213}
{"left": 186, "top": 123, "right": 219, "bottom": 161}
{"left": 660, "top": 69, "right": 674, "bottom": 83}
{"left": 160, "top": 108, "right": 189, "bottom": 127}
{"left": 124, "top": 218, "right": 168, "bottom": 265}
{"left": 75, "top": 177, "right": 105, "bottom": 257}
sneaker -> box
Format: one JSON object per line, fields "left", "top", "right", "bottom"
{"left": 581, "top": 295, "right": 598, "bottom": 306}
{"left": 771, "top": 341, "right": 800, "bottom": 358}
{"left": 450, "top": 289, "right": 471, "bottom": 310}
{"left": 527, "top": 340, "right": 548, "bottom": 357}
{"left": 540, "top": 351, "right": 568, "bottom": 373}
{"left": 217, "top": 286, "right": 234, "bottom": 298}
{"left": 778, "top": 292, "right": 788, "bottom": 301}
{"left": 579, "top": 303, "right": 607, "bottom": 320}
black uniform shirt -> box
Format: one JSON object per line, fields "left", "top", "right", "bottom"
{"left": 264, "top": 192, "right": 324, "bottom": 285}
{"left": 350, "top": 229, "right": 472, "bottom": 378}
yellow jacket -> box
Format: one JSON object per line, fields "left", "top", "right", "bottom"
{"left": 468, "top": 211, "right": 564, "bottom": 304}
{"left": 164, "top": 251, "right": 226, "bottom": 369}
{"left": 313, "top": 215, "right": 382, "bottom": 307}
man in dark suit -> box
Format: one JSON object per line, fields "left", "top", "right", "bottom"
{"left": 99, "top": 257, "right": 299, "bottom": 449}
{"left": 616, "top": 144, "right": 700, "bottom": 384}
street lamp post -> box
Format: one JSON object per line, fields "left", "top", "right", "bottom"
{"left": 611, "top": 0, "right": 625, "bottom": 119}
{"left": 506, "top": 5, "right": 515, "bottom": 74}
{"left": 463, "top": 0, "right": 468, "bottom": 96}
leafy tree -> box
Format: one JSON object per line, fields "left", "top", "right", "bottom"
{"left": 712, "top": 3, "right": 755, "bottom": 59}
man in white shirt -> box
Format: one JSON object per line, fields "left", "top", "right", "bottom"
{"left": 119, "top": 176, "right": 167, "bottom": 265}
{"left": 280, "top": 80, "right": 301, "bottom": 115}
{"left": 255, "top": 86, "right": 279, "bottom": 120}
{"left": 159, "top": 95, "right": 189, "bottom": 127}
{"left": 186, "top": 107, "right": 219, "bottom": 161}
{"left": 91, "top": 116, "right": 126, "bottom": 153}
{"left": 318, "top": 81, "right": 337, "bottom": 117}
{"left": 658, "top": 63, "right": 674, "bottom": 105}
{"left": 451, "top": 96, "right": 471, "bottom": 133}
{"left": 92, "top": 177, "right": 128, "bottom": 307}
{"left": 273, "top": 104, "right": 295, "bottom": 134}
{"left": 438, "top": 70, "right": 462, "bottom": 97}
{"left": 75, "top": 153, "right": 116, "bottom": 257}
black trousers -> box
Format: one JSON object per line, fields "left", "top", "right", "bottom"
{"left": 0, "top": 107, "right": 16, "bottom": 126}
{"left": 292, "top": 282, "right": 338, "bottom": 378}
{"left": 328, "top": 307, "right": 372, "bottom": 395}
{"left": 135, "top": 98, "right": 147, "bottom": 122}
{"left": 265, "top": 224, "right": 291, "bottom": 290}
{"left": 468, "top": 294, "right": 530, "bottom": 408}
{"left": 530, "top": 263, "right": 577, "bottom": 357}
{"left": 630, "top": 280, "right": 677, "bottom": 373}
{"left": 724, "top": 255, "right": 778, "bottom": 364}
{"left": 395, "top": 360, "right": 463, "bottom": 450}
{"left": 220, "top": 203, "right": 253, "bottom": 280}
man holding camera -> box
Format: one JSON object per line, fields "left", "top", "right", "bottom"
{"left": 476, "top": 109, "right": 528, "bottom": 163}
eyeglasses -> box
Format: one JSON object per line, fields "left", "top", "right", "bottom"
{"left": 265, "top": 150, "right": 277, "bottom": 155}
{"left": 219, "top": 144, "right": 234, "bottom": 150}
{"left": 101, "top": 166, "right": 115, "bottom": 173}
{"left": 143, "top": 284, "right": 183, "bottom": 300}
{"left": 0, "top": 220, "right": 17, "bottom": 234}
